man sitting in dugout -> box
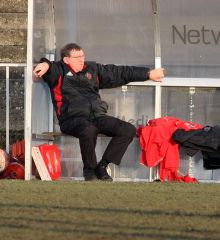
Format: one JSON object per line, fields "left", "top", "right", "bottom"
{"left": 33, "top": 43, "right": 164, "bottom": 181}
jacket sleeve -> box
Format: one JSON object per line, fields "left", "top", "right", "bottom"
{"left": 96, "top": 63, "right": 150, "bottom": 89}
{"left": 40, "top": 58, "right": 64, "bottom": 87}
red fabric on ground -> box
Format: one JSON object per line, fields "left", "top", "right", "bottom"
{"left": 138, "top": 116, "right": 203, "bottom": 182}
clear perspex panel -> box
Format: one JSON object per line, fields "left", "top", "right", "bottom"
{"left": 56, "top": 86, "right": 155, "bottom": 180}
{"left": 158, "top": 0, "right": 220, "bottom": 181}
{"left": 158, "top": 0, "right": 220, "bottom": 78}
{"left": 53, "top": 0, "right": 154, "bottom": 65}
{"left": 161, "top": 87, "right": 220, "bottom": 181}
{"left": 99, "top": 86, "right": 155, "bottom": 181}
{"left": 32, "top": 0, "right": 55, "bottom": 135}
{"left": 32, "top": 0, "right": 155, "bottom": 181}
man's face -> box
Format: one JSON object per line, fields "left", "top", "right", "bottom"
{"left": 63, "top": 49, "right": 85, "bottom": 72}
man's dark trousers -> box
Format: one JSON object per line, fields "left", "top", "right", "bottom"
{"left": 60, "top": 115, "right": 136, "bottom": 169}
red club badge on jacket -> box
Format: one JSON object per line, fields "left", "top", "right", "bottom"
{"left": 85, "top": 72, "right": 92, "bottom": 80}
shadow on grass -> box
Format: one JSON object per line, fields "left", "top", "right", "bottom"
{"left": 0, "top": 203, "right": 220, "bottom": 239}
{"left": 0, "top": 217, "right": 216, "bottom": 240}
{"left": 1, "top": 203, "right": 220, "bottom": 219}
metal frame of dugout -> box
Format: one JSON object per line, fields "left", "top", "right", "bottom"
{"left": 25, "top": 0, "right": 220, "bottom": 182}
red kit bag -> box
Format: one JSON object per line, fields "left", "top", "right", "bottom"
{"left": 32, "top": 144, "right": 61, "bottom": 180}
{"left": 2, "top": 162, "right": 25, "bottom": 179}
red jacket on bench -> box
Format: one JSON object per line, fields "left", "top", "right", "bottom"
{"left": 138, "top": 116, "right": 203, "bottom": 182}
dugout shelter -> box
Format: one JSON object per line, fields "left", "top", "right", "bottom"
{"left": 25, "top": 0, "right": 220, "bottom": 182}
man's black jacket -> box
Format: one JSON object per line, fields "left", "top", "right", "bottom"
{"left": 173, "top": 126, "right": 220, "bottom": 169}
{"left": 40, "top": 58, "right": 150, "bottom": 124}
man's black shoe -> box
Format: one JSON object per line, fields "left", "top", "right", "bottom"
{"left": 95, "top": 160, "right": 113, "bottom": 182}
{"left": 83, "top": 169, "right": 98, "bottom": 181}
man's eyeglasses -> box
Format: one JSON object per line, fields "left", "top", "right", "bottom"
{"left": 69, "top": 55, "right": 85, "bottom": 59}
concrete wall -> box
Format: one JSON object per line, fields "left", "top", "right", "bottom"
{"left": 0, "top": 0, "right": 27, "bottom": 148}
{"left": 0, "top": 0, "right": 27, "bottom": 63}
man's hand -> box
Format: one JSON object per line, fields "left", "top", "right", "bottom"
{"left": 149, "top": 68, "right": 164, "bottom": 82}
{"left": 33, "top": 62, "right": 49, "bottom": 77}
